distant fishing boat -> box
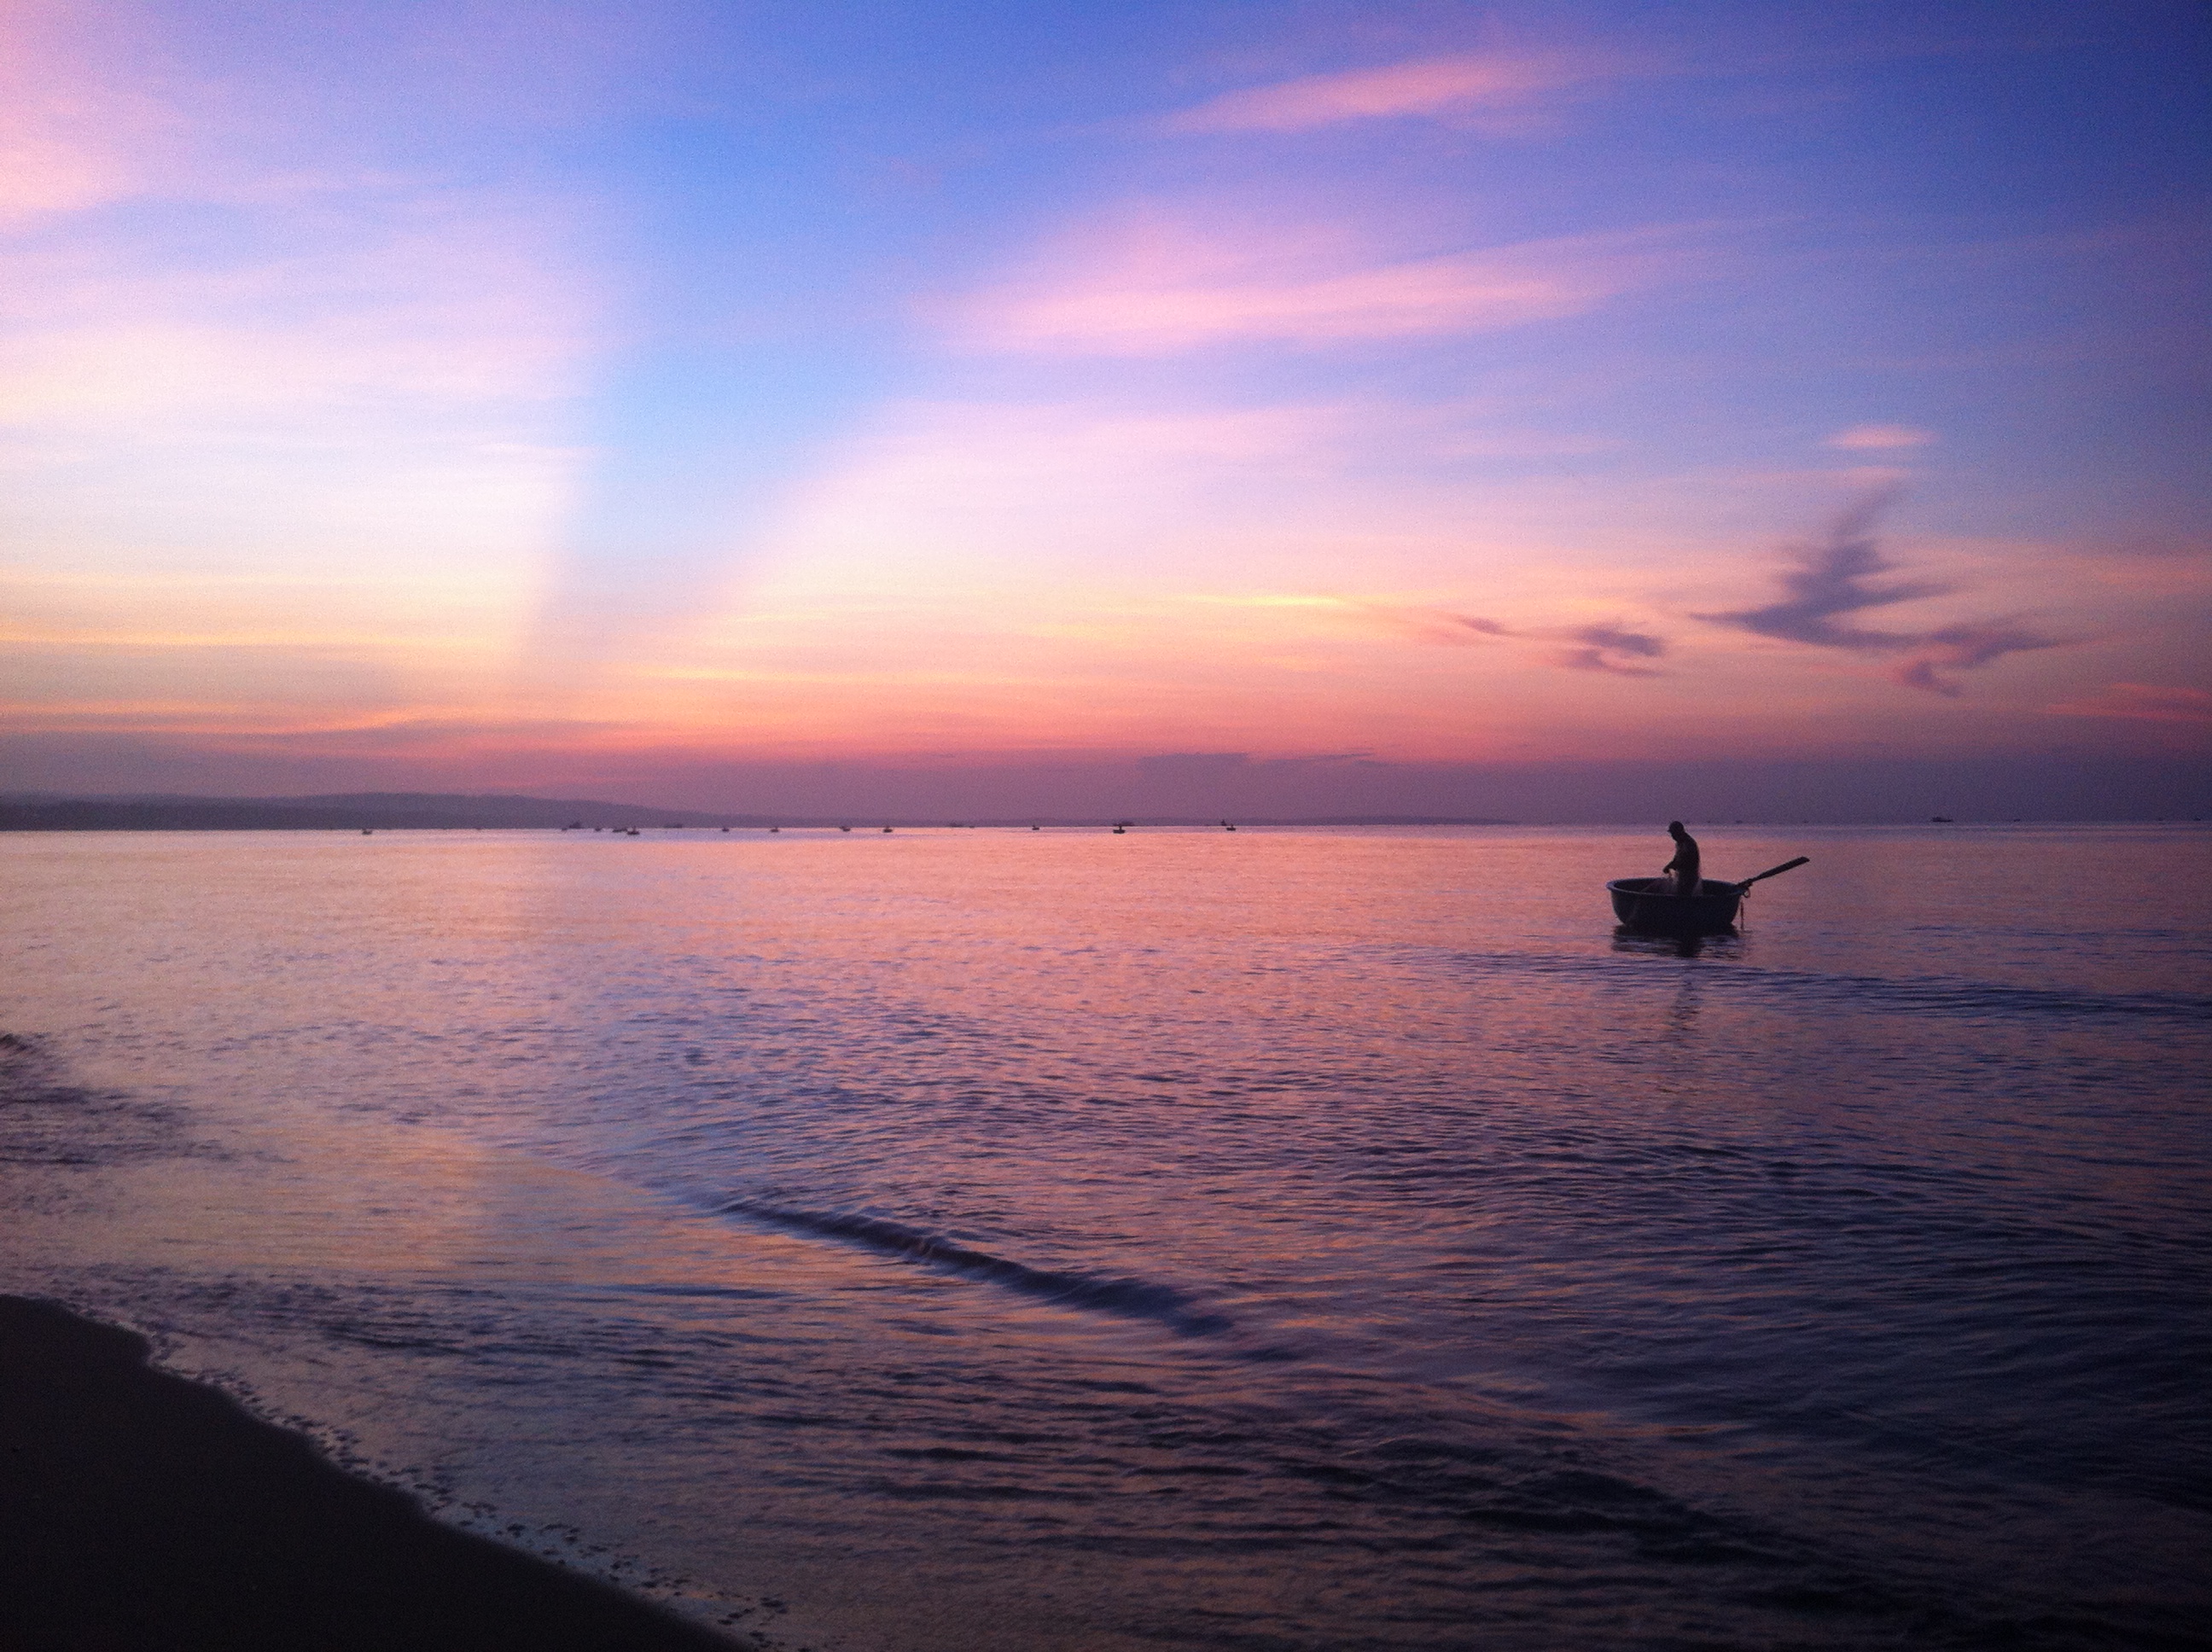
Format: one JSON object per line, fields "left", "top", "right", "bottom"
{"left": 1607, "top": 857, "right": 1808, "bottom": 934}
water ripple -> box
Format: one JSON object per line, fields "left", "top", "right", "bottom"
{"left": 717, "top": 1201, "right": 1235, "bottom": 1336}
{"left": 1435, "top": 951, "right": 2212, "bottom": 1025}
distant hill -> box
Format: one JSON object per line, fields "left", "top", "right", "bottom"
{"left": 0, "top": 793, "right": 1515, "bottom": 831}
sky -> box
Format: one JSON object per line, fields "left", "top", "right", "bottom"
{"left": 3, "top": 0, "right": 2207, "bottom": 818}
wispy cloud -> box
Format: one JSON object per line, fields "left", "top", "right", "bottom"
{"left": 1825, "top": 424, "right": 1936, "bottom": 451}
{"left": 0, "top": 0, "right": 605, "bottom": 745}
{"left": 758, "top": 398, "right": 1361, "bottom": 573}
{"left": 1364, "top": 604, "right": 1668, "bottom": 675}
{"left": 1710, "top": 493, "right": 1947, "bottom": 650}
{"left": 1557, "top": 623, "right": 1668, "bottom": 675}
{"left": 0, "top": 217, "right": 593, "bottom": 428}
{"left": 0, "top": 0, "right": 178, "bottom": 225}
{"left": 946, "top": 218, "right": 1700, "bottom": 355}
{"left": 1707, "top": 494, "right": 2064, "bottom": 694}
{"left": 1161, "top": 50, "right": 1628, "bottom": 135}
{"left": 1891, "top": 625, "right": 2063, "bottom": 695}
{"left": 0, "top": 0, "right": 601, "bottom": 438}
{"left": 2045, "top": 683, "right": 2212, "bottom": 724}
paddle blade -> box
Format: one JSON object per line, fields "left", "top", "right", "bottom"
{"left": 1739, "top": 856, "right": 1809, "bottom": 887}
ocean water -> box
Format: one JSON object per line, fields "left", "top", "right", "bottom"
{"left": 3, "top": 823, "right": 2208, "bottom": 1650}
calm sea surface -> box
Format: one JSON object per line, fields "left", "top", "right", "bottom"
{"left": 3, "top": 824, "right": 2208, "bottom": 1649}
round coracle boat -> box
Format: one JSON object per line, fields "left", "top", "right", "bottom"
{"left": 1607, "top": 856, "right": 1808, "bottom": 935}
{"left": 1607, "top": 876, "right": 1744, "bottom": 934}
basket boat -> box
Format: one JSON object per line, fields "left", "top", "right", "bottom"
{"left": 1606, "top": 876, "right": 1746, "bottom": 934}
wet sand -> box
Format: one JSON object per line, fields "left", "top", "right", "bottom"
{"left": 0, "top": 1294, "right": 739, "bottom": 1651}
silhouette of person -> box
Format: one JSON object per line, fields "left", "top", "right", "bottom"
{"left": 1662, "top": 821, "right": 1701, "bottom": 896}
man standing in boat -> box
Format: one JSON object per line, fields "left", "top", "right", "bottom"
{"left": 1662, "top": 821, "right": 1701, "bottom": 896}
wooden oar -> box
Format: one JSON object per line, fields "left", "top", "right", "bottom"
{"left": 1734, "top": 856, "right": 1808, "bottom": 890}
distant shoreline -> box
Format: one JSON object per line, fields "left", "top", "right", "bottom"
{"left": 5, "top": 792, "right": 2205, "bottom": 833}
{"left": 0, "top": 794, "right": 1512, "bottom": 831}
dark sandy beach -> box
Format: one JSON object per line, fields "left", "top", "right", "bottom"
{"left": 0, "top": 1294, "right": 738, "bottom": 1652}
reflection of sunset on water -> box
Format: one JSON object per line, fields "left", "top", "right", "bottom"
{"left": 5, "top": 823, "right": 2207, "bottom": 1648}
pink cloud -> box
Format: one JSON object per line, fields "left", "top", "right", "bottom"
{"left": 2045, "top": 683, "right": 2212, "bottom": 724}
{"left": 1825, "top": 424, "right": 1936, "bottom": 451}
{"left": 1161, "top": 51, "right": 1621, "bottom": 134}
{"left": 949, "top": 220, "right": 1697, "bottom": 355}
{"left": 0, "top": 0, "right": 181, "bottom": 225}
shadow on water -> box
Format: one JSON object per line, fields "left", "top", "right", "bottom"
{"left": 1610, "top": 927, "right": 1742, "bottom": 961}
